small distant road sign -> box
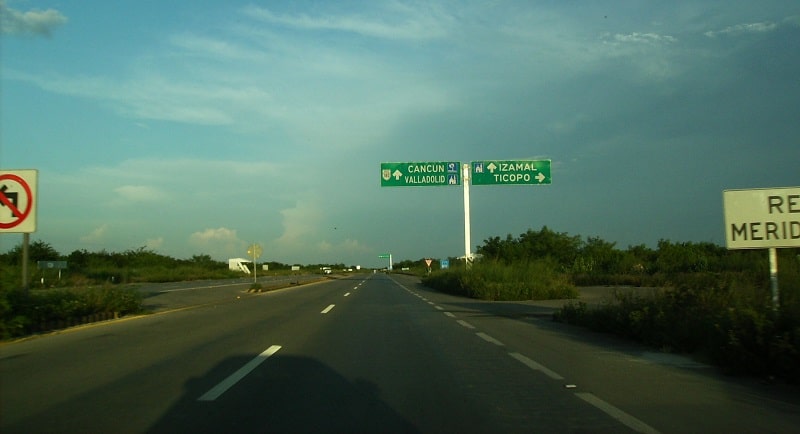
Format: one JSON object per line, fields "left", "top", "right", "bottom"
{"left": 0, "top": 169, "right": 38, "bottom": 233}
{"left": 471, "top": 160, "right": 551, "bottom": 185}
{"left": 378, "top": 253, "right": 391, "bottom": 258}
{"left": 381, "top": 162, "right": 461, "bottom": 187}
{"left": 37, "top": 261, "right": 68, "bottom": 269}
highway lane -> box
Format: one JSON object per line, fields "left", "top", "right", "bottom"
{"left": 2, "top": 273, "right": 799, "bottom": 433}
{"left": 135, "top": 274, "right": 327, "bottom": 312}
{"left": 387, "top": 274, "right": 800, "bottom": 433}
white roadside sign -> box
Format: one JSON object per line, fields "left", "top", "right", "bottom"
{"left": 723, "top": 186, "right": 800, "bottom": 249}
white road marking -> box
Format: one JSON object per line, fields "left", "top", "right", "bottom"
{"left": 198, "top": 345, "right": 281, "bottom": 401}
{"left": 321, "top": 304, "right": 336, "bottom": 314}
{"left": 476, "top": 332, "right": 504, "bottom": 346}
{"left": 443, "top": 312, "right": 456, "bottom": 318}
{"left": 457, "top": 320, "right": 475, "bottom": 329}
{"left": 434, "top": 305, "right": 444, "bottom": 311}
{"left": 575, "top": 392, "right": 660, "bottom": 434}
{"left": 344, "top": 292, "right": 351, "bottom": 297}
{"left": 508, "top": 352, "right": 564, "bottom": 380}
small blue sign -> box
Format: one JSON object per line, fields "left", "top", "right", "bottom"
{"left": 440, "top": 259, "right": 449, "bottom": 269}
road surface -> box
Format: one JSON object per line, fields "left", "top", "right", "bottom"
{"left": 1, "top": 273, "right": 798, "bottom": 433}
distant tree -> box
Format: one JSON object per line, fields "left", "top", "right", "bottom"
{"left": 655, "top": 240, "right": 710, "bottom": 273}
{"left": 2, "top": 240, "right": 61, "bottom": 265}
{"left": 579, "top": 236, "right": 622, "bottom": 274}
{"left": 190, "top": 254, "right": 217, "bottom": 267}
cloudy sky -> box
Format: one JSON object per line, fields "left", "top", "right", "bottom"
{"left": 1, "top": 1, "right": 798, "bottom": 267}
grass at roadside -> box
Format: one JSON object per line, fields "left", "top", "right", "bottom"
{"left": 422, "top": 260, "right": 578, "bottom": 301}
{"left": 0, "top": 286, "right": 144, "bottom": 340}
{"left": 553, "top": 271, "right": 800, "bottom": 383}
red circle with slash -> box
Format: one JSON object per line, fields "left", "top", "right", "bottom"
{"left": 0, "top": 174, "right": 34, "bottom": 229}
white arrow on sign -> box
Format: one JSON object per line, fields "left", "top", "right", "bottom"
{"left": 535, "top": 172, "right": 546, "bottom": 183}
{"left": 487, "top": 163, "right": 497, "bottom": 173}
{"left": 392, "top": 170, "right": 402, "bottom": 180}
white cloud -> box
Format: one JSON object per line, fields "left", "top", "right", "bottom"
{"left": 189, "top": 227, "right": 246, "bottom": 258}
{"left": 80, "top": 224, "right": 109, "bottom": 244}
{"left": 610, "top": 32, "right": 677, "bottom": 44}
{"left": 113, "top": 185, "right": 168, "bottom": 203}
{"left": 705, "top": 21, "right": 778, "bottom": 38}
{"left": 0, "top": 1, "right": 67, "bottom": 37}
{"left": 242, "top": 3, "right": 453, "bottom": 41}
{"left": 274, "top": 200, "right": 323, "bottom": 247}
{"left": 144, "top": 237, "right": 164, "bottom": 250}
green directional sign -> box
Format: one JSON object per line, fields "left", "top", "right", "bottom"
{"left": 378, "top": 253, "right": 390, "bottom": 258}
{"left": 381, "top": 162, "right": 461, "bottom": 187}
{"left": 471, "top": 160, "right": 551, "bottom": 185}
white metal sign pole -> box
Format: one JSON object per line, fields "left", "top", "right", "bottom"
{"left": 462, "top": 163, "right": 472, "bottom": 269}
{"left": 769, "top": 248, "right": 779, "bottom": 311}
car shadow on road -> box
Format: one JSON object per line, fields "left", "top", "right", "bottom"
{"left": 148, "top": 354, "right": 419, "bottom": 434}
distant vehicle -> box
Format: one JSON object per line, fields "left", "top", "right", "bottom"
{"left": 322, "top": 267, "right": 332, "bottom": 274}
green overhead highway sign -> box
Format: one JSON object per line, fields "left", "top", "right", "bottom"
{"left": 378, "top": 253, "right": 390, "bottom": 258}
{"left": 381, "top": 162, "right": 461, "bottom": 187}
{"left": 471, "top": 160, "right": 551, "bottom": 185}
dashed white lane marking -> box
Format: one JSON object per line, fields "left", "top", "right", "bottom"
{"left": 198, "top": 345, "right": 282, "bottom": 401}
{"left": 321, "top": 304, "right": 336, "bottom": 314}
{"left": 457, "top": 320, "right": 475, "bottom": 329}
{"left": 576, "top": 392, "right": 661, "bottom": 434}
{"left": 397, "top": 277, "right": 658, "bottom": 434}
{"left": 508, "top": 352, "right": 564, "bottom": 380}
{"left": 476, "top": 332, "right": 504, "bottom": 346}
{"left": 344, "top": 292, "right": 351, "bottom": 297}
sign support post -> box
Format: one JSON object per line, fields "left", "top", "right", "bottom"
{"left": 462, "top": 163, "right": 472, "bottom": 268}
{"left": 769, "top": 248, "right": 779, "bottom": 311}
{"left": 22, "top": 233, "right": 30, "bottom": 291}
{"left": 247, "top": 243, "right": 263, "bottom": 284}
{"left": 378, "top": 253, "right": 392, "bottom": 270}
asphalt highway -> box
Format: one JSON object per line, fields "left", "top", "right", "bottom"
{"left": 1, "top": 273, "right": 799, "bottom": 433}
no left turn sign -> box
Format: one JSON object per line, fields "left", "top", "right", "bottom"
{"left": 0, "top": 169, "right": 38, "bottom": 233}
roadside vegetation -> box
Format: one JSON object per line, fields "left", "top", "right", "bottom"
{"left": 421, "top": 226, "right": 800, "bottom": 383}
{"left": 4, "top": 230, "right": 799, "bottom": 382}
{"left": 0, "top": 241, "right": 348, "bottom": 339}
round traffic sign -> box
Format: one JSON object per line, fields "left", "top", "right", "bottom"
{"left": 247, "top": 244, "right": 263, "bottom": 259}
{"left": 0, "top": 173, "right": 34, "bottom": 230}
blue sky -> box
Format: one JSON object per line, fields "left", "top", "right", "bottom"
{"left": 1, "top": 1, "right": 798, "bottom": 267}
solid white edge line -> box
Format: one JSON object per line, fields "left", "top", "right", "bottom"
{"left": 575, "top": 392, "right": 661, "bottom": 434}
{"left": 508, "top": 352, "right": 564, "bottom": 380}
{"left": 321, "top": 304, "right": 336, "bottom": 314}
{"left": 198, "top": 345, "right": 282, "bottom": 401}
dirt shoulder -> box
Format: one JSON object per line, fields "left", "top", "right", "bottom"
{"left": 522, "top": 286, "right": 662, "bottom": 311}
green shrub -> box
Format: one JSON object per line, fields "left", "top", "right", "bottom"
{"left": 0, "top": 286, "right": 144, "bottom": 339}
{"left": 555, "top": 270, "right": 800, "bottom": 382}
{"left": 423, "top": 260, "right": 577, "bottom": 301}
